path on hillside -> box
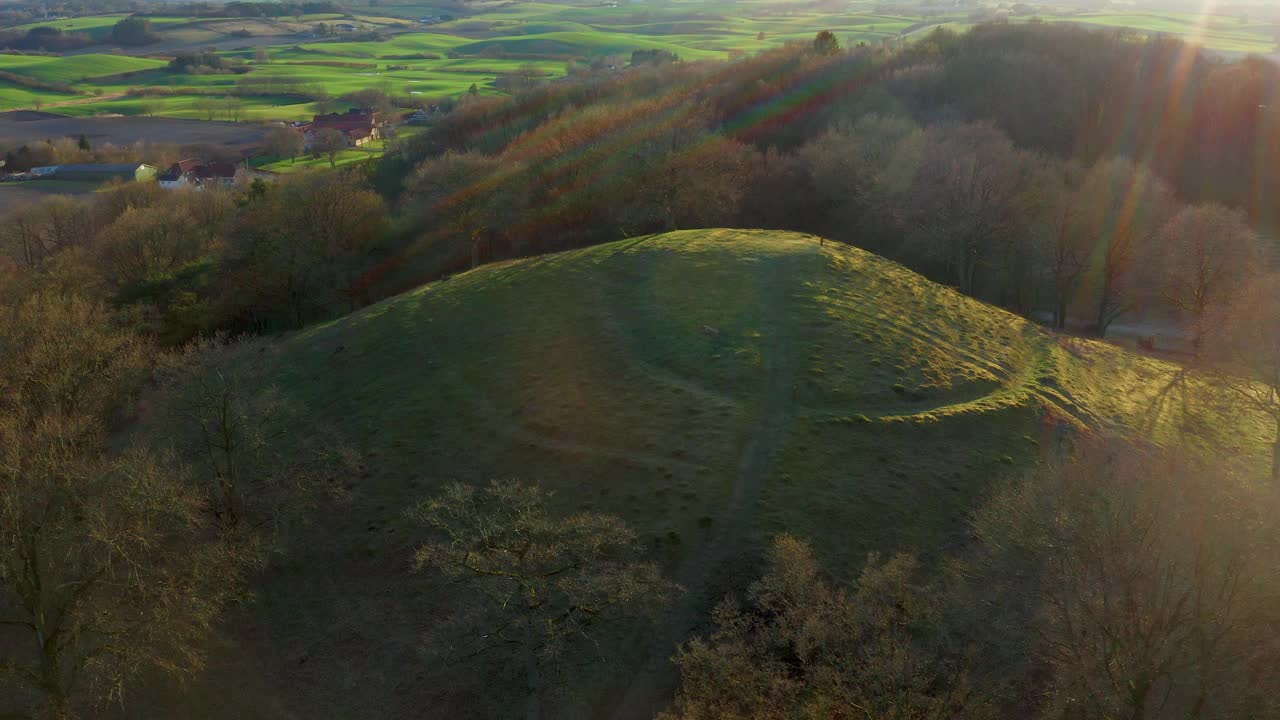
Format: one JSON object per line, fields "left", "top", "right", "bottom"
{"left": 607, "top": 260, "right": 799, "bottom": 720}
{"left": 34, "top": 92, "right": 128, "bottom": 110}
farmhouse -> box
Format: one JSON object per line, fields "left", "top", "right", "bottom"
{"left": 29, "top": 163, "right": 157, "bottom": 182}
{"left": 300, "top": 109, "right": 382, "bottom": 149}
{"left": 158, "top": 159, "right": 240, "bottom": 190}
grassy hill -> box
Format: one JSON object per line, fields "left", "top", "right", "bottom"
{"left": 158, "top": 229, "right": 1271, "bottom": 719}
{"left": 0, "top": 53, "right": 165, "bottom": 82}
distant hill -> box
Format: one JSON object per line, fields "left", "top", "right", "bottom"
{"left": 155, "top": 229, "right": 1270, "bottom": 719}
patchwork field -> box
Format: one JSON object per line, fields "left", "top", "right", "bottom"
{"left": 0, "top": 0, "right": 1273, "bottom": 155}
{"left": 0, "top": 0, "right": 960, "bottom": 121}
{"left": 0, "top": 109, "right": 268, "bottom": 149}
{"left": 1065, "top": 11, "right": 1280, "bottom": 53}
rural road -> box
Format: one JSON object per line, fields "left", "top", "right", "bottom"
{"left": 607, "top": 260, "right": 798, "bottom": 720}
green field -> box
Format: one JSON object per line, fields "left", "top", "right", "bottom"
{"left": 0, "top": 0, "right": 950, "bottom": 121}
{"left": 1058, "top": 11, "right": 1279, "bottom": 53}
{"left": 0, "top": 1, "right": 1272, "bottom": 133}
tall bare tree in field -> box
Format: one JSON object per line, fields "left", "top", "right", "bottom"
{"left": 264, "top": 126, "right": 303, "bottom": 163}
{"left": 410, "top": 481, "right": 675, "bottom": 720}
{"left": 311, "top": 128, "right": 347, "bottom": 169}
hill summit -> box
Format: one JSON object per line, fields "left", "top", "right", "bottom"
{"left": 260, "top": 229, "right": 1250, "bottom": 557}
{"left": 164, "top": 229, "right": 1269, "bottom": 718}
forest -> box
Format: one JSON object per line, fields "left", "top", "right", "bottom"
{"left": 5, "top": 20, "right": 1280, "bottom": 720}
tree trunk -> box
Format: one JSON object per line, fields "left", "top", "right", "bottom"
{"left": 1129, "top": 677, "right": 1151, "bottom": 720}
{"left": 524, "top": 620, "right": 541, "bottom": 720}
{"left": 1096, "top": 273, "right": 1113, "bottom": 337}
{"left": 1271, "top": 419, "right": 1280, "bottom": 488}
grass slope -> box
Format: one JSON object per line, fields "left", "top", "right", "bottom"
{"left": 0, "top": 53, "right": 166, "bottom": 82}
{"left": 251, "top": 229, "right": 1269, "bottom": 565}
{"left": 162, "top": 229, "right": 1270, "bottom": 719}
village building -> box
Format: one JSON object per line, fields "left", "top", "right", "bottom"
{"left": 299, "top": 109, "right": 382, "bottom": 149}
{"left": 158, "top": 159, "right": 249, "bottom": 190}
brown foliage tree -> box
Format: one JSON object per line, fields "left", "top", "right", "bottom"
{"left": 664, "top": 535, "right": 990, "bottom": 720}
{"left": 411, "top": 481, "right": 675, "bottom": 720}
{"left": 264, "top": 126, "right": 303, "bottom": 163}
{"left": 231, "top": 173, "right": 386, "bottom": 326}
{"left": 968, "top": 436, "right": 1280, "bottom": 720}
{"left": 1154, "top": 203, "right": 1261, "bottom": 352}
{"left": 902, "top": 122, "right": 1036, "bottom": 297}
{"left": 1074, "top": 158, "right": 1174, "bottom": 336}
{"left": 0, "top": 293, "right": 241, "bottom": 719}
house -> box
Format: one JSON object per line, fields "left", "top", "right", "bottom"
{"left": 158, "top": 159, "right": 240, "bottom": 190}
{"left": 301, "top": 109, "right": 383, "bottom": 149}
{"left": 30, "top": 163, "right": 157, "bottom": 182}
{"left": 157, "top": 158, "right": 204, "bottom": 189}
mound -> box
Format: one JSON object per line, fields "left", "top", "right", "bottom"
{"left": 251, "top": 230, "right": 1259, "bottom": 562}
{"left": 167, "top": 230, "right": 1268, "bottom": 719}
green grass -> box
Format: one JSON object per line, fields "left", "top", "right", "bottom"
{"left": 1056, "top": 11, "right": 1279, "bottom": 53}
{"left": 0, "top": 53, "right": 165, "bottom": 82}
{"left": 215, "top": 229, "right": 1271, "bottom": 570}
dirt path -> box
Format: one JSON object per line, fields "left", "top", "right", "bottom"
{"left": 35, "top": 92, "right": 128, "bottom": 109}
{"left": 606, "top": 261, "right": 798, "bottom": 720}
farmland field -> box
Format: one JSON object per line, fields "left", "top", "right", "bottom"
{"left": 0, "top": 0, "right": 1273, "bottom": 146}
{"left": 0, "top": 109, "right": 268, "bottom": 149}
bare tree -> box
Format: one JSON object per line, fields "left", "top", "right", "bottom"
{"left": 406, "top": 150, "right": 522, "bottom": 268}
{"left": 220, "top": 96, "right": 245, "bottom": 122}
{"left": 152, "top": 335, "right": 356, "bottom": 543}
{"left": 411, "top": 481, "right": 675, "bottom": 720}
{"left": 94, "top": 205, "right": 205, "bottom": 287}
{"left": 1034, "top": 162, "right": 1089, "bottom": 329}
{"left": 1154, "top": 203, "right": 1261, "bottom": 353}
{"left": 264, "top": 126, "right": 304, "bottom": 163}
{"left": 311, "top": 128, "right": 347, "bottom": 168}
{"left": 1074, "top": 158, "right": 1173, "bottom": 336}
{"left": 970, "top": 436, "right": 1280, "bottom": 720}
{"left": 192, "top": 96, "right": 218, "bottom": 122}
{"left": 799, "top": 114, "right": 924, "bottom": 245}
{"left": 903, "top": 122, "right": 1033, "bottom": 297}
{"left": 0, "top": 293, "right": 242, "bottom": 719}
